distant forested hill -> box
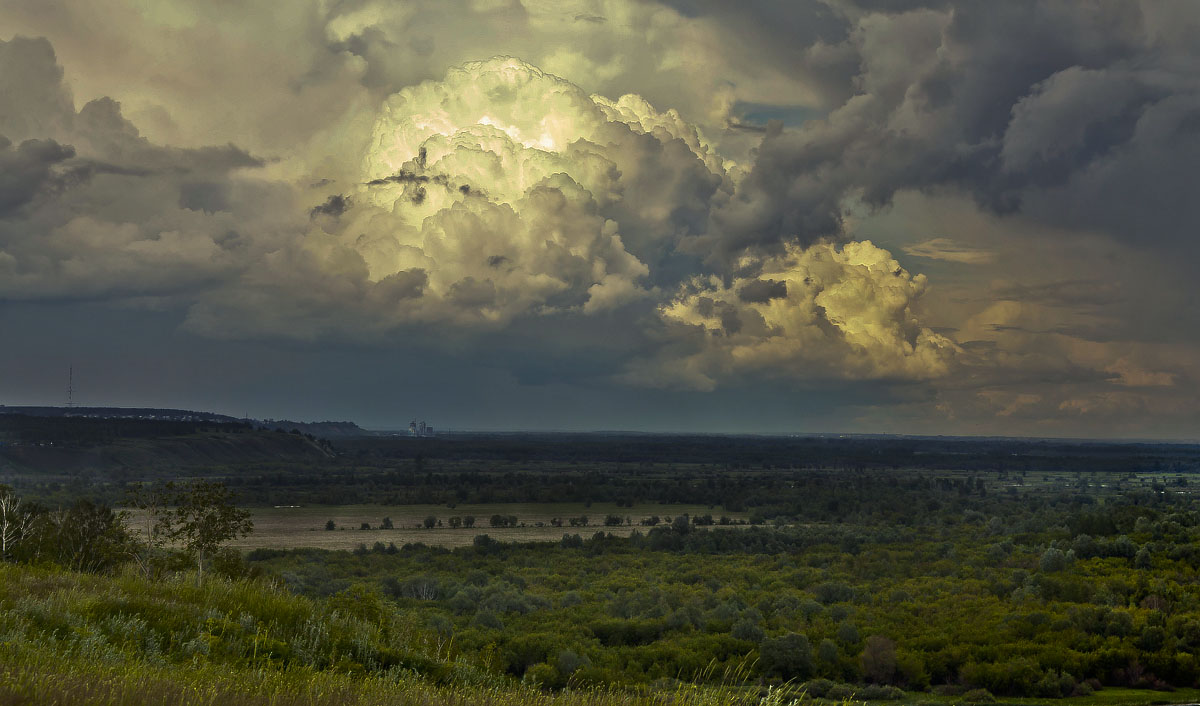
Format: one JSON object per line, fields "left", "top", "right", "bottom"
{"left": 0, "top": 413, "right": 334, "bottom": 478}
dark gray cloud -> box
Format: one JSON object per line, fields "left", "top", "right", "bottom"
{"left": 0, "top": 137, "right": 147, "bottom": 217}
{"left": 0, "top": 138, "right": 76, "bottom": 216}
{"left": 991, "top": 280, "right": 1123, "bottom": 308}
{"left": 736, "top": 278, "right": 787, "bottom": 303}
{"left": 704, "top": 1, "right": 1200, "bottom": 260}
{"left": 310, "top": 194, "right": 351, "bottom": 218}
{"left": 0, "top": 34, "right": 275, "bottom": 303}
{"left": 0, "top": 35, "right": 74, "bottom": 142}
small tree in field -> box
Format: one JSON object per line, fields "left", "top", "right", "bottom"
{"left": 170, "top": 481, "right": 252, "bottom": 584}
{"left": 126, "top": 482, "right": 180, "bottom": 577}
{"left": 52, "top": 500, "right": 129, "bottom": 574}
{"left": 0, "top": 485, "right": 34, "bottom": 561}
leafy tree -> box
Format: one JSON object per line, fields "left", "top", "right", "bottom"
{"left": 1134, "top": 545, "right": 1152, "bottom": 569}
{"left": 463, "top": 515, "right": 476, "bottom": 528}
{"left": 817, "top": 638, "right": 840, "bottom": 665}
{"left": 1039, "top": 547, "right": 1068, "bottom": 573}
{"left": 449, "top": 516, "right": 462, "bottom": 528}
{"left": 381, "top": 516, "right": 394, "bottom": 530}
{"left": 170, "top": 481, "right": 252, "bottom": 584}
{"left": 760, "top": 632, "right": 814, "bottom": 680}
{"left": 862, "top": 635, "right": 897, "bottom": 684}
{"left": 424, "top": 515, "right": 438, "bottom": 529}
{"left": 814, "top": 581, "right": 854, "bottom": 604}
{"left": 52, "top": 500, "right": 130, "bottom": 573}
{"left": 325, "top": 519, "right": 336, "bottom": 531}
{"left": 732, "top": 617, "right": 765, "bottom": 643}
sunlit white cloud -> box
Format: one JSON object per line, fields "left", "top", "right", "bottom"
{"left": 624, "top": 240, "right": 959, "bottom": 390}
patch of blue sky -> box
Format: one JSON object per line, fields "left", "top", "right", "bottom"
{"left": 735, "top": 102, "right": 825, "bottom": 128}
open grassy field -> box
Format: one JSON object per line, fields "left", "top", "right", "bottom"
{"left": 125, "top": 502, "right": 751, "bottom": 550}
{"left": 235, "top": 503, "right": 750, "bottom": 549}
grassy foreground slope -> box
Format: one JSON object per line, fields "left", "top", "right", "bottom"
{"left": 4, "top": 563, "right": 1200, "bottom": 706}
{"left": 0, "top": 563, "right": 752, "bottom": 706}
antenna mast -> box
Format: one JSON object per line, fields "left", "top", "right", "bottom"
{"left": 67, "top": 366, "right": 75, "bottom": 408}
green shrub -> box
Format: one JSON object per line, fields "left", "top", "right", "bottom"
{"left": 523, "top": 662, "right": 559, "bottom": 689}
{"left": 824, "top": 684, "right": 855, "bottom": 700}
{"left": 859, "top": 684, "right": 904, "bottom": 700}
{"left": 801, "top": 678, "right": 833, "bottom": 697}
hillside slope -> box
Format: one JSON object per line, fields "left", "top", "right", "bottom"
{"left": 0, "top": 427, "right": 333, "bottom": 477}
{"left": 0, "top": 564, "right": 744, "bottom": 706}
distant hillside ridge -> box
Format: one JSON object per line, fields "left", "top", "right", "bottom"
{"left": 0, "top": 409, "right": 354, "bottom": 480}
{"left": 255, "top": 419, "right": 370, "bottom": 438}
{"left": 0, "top": 415, "right": 334, "bottom": 478}
{"left": 0, "top": 405, "right": 241, "bottom": 423}
{"left": 0, "top": 406, "right": 371, "bottom": 439}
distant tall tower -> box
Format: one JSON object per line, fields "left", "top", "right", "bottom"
{"left": 66, "top": 366, "right": 76, "bottom": 408}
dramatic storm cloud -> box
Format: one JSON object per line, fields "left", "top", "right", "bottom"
{"left": 628, "top": 241, "right": 959, "bottom": 390}
{"left": 2, "top": 0, "right": 1199, "bottom": 437}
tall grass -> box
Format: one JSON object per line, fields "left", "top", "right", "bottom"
{"left": 0, "top": 563, "right": 813, "bottom": 706}
{"left": 0, "top": 643, "right": 790, "bottom": 706}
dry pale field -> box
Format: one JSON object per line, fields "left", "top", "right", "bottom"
{"left": 126, "top": 502, "right": 750, "bottom": 550}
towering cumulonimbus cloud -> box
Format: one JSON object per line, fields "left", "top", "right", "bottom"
{"left": 277, "top": 56, "right": 953, "bottom": 389}
{"left": 296, "top": 56, "right": 729, "bottom": 327}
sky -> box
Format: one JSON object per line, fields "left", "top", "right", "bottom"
{"left": 1, "top": 0, "right": 1198, "bottom": 438}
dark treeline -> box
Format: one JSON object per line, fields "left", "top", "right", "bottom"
{"left": 343, "top": 433, "right": 1200, "bottom": 473}
{"left": 12, "top": 458, "right": 1196, "bottom": 515}
{"left": 5, "top": 413, "right": 1199, "bottom": 511}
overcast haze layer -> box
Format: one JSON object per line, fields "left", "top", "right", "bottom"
{"left": 1, "top": 0, "right": 1198, "bottom": 438}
